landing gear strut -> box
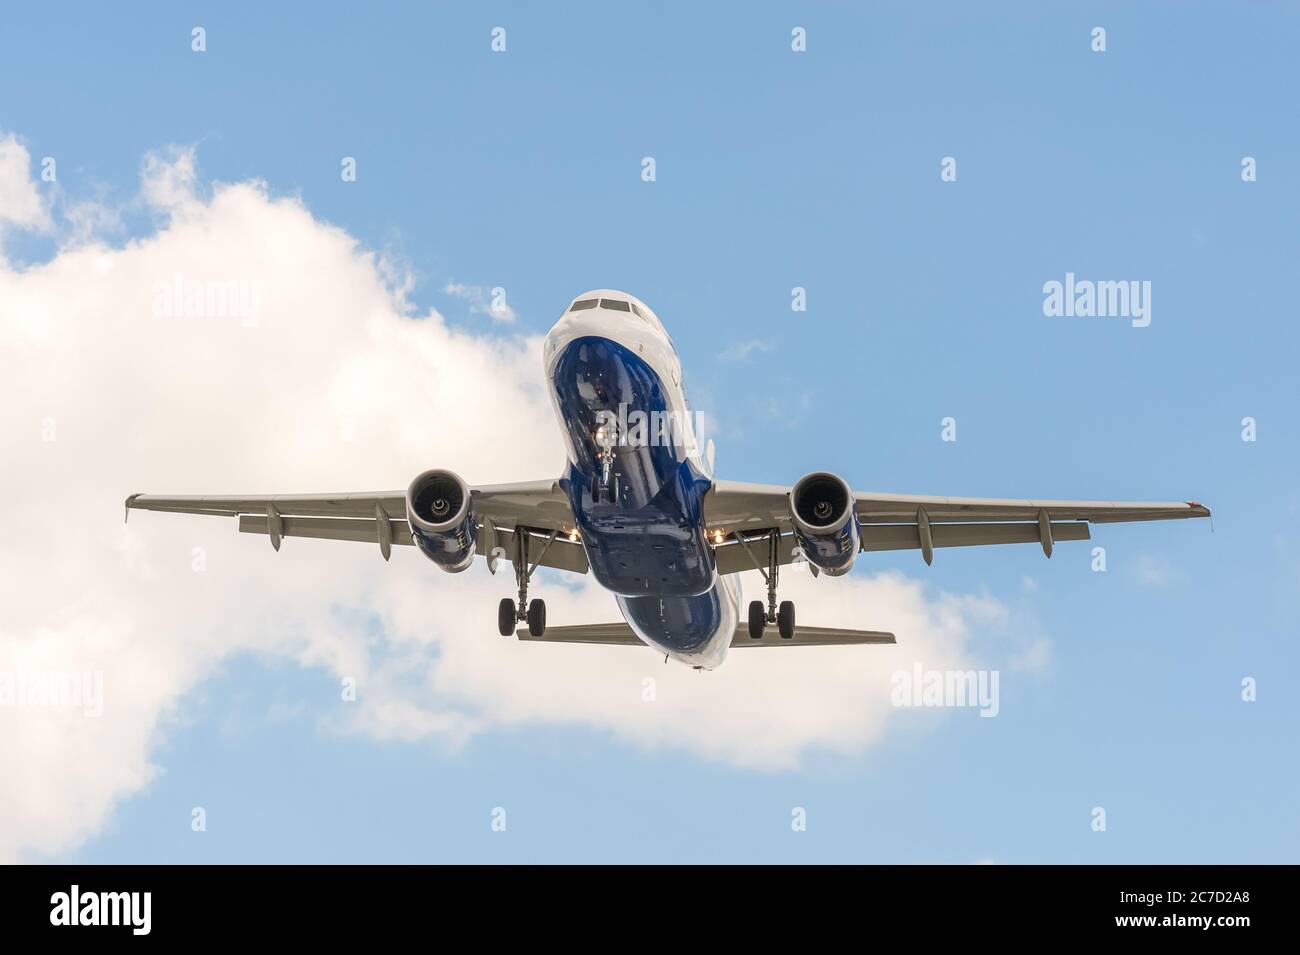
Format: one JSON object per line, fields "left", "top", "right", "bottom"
{"left": 591, "top": 424, "right": 619, "bottom": 504}
{"left": 497, "top": 527, "right": 557, "bottom": 637}
{"left": 737, "top": 529, "right": 796, "bottom": 640}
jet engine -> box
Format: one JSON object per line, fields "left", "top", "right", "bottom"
{"left": 406, "top": 469, "right": 477, "bottom": 573}
{"left": 789, "top": 471, "right": 859, "bottom": 576}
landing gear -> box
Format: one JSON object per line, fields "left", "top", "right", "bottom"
{"left": 592, "top": 424, "right": 619, "bottom": 504}
{"left": 735, "top": 529, "right": 797, "bottom": 641}
{"left": 500, "top": 526, "right": 558, "bottom": 637}
{"left": 527, "top": 599, "right": 547, "bottom": 637}
{"left": 591, "top": 469, "right": 619, "bottom": 504}
{"left": 498, "top": 598, "right": 516, "bottom": 636}
{"left": 778, "top": 600, "right": 795, "bottom": 640}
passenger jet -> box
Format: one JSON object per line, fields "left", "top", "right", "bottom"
{"left": 127, "top": 290, "right": 1210, "bottom": 669}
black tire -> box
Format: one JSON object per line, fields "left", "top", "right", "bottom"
{"left": 527, "top": 598, "right": 547, "bottom": 637}
{"left": 778, "top": 600, "right": 795, "bottom": 640}
{"left": 498, "top": 598, "right": 516, "bottom": 636}
{"left": 747, "top": 600, "right": 766, "bottom": 639}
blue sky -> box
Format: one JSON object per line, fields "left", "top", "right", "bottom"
{"left": 2, "top": 2, "right": 1297, "bottom": 862}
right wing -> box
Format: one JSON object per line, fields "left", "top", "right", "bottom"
{"left": 516, "top": 623, "right": 895, "bottom": 648}
{"left": 705, "top": 481, "right": 1210, "bottom": 573}
{"left": 125, "top": 480, "right": 589, "bottom": 575}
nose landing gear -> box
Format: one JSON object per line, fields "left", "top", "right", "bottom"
{"left": 496, "top": 527, "right": 557, "bottom": 637}
{"left": 591, "top": 442, "right": 620, "bottom": 504}
{"left": 736, "top": 529, "right": 797, "bottom": 640}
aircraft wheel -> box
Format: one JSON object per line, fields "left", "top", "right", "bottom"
{"left": 527, "top": 598, "right": 547, "bottom": 637}
{"left": 498, "top": 598, "right": 516, "bottom": 636}
{"left": 778, "top": 600, "right": 795, "bottom": 640}
{"left": 747, "top": 600, "right": 766, "bottom": 639}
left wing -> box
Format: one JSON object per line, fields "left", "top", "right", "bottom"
{"left": 125, "top": 480, "right": 589, "bottom": 574}
{"left": 516, "top": 623, "right": 895, "bottom": 647}
{"left": 705, "top": 481, "right": 1210, "bottom": 573}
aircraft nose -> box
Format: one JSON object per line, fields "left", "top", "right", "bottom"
{"left": 551, "top": 337, "right": 628, "bottom": 422}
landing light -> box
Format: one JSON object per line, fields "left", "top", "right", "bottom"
{"left": 713, "top": 529, "right": 725, "bottom": 545}
{"left": 569, "top": 528, "right": 580, "bottom": 542}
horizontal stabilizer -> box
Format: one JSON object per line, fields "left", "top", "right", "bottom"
{"left": 516, "top": 623, "right": 644, "bottom": 646}
{"left": 516, "top": 623, "right": 895, "bottom": 648}
{"left": 733, "top": 625, "right": 895, "bottom": 647}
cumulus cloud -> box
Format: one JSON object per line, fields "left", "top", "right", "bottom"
{"left": 0, "top": 137, "right": 1029, "bottom": 861}
{"left": 139, "top": 144, "right": 200, "bottom": 212}
{"left": 0, "top": 134, "right": 52, "bottom": 233}
{"left": 443, "top": 280, "right": 517, "bottom": 323}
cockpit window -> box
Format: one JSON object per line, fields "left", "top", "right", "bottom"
{"left": 570, "top": 299, "right": 598, "bottom": 311}
{"left": 630, "top": 303, "right": 644, "bottom": 318}
{"left": 600, "top": 298, "right": 631, "bottom": 311}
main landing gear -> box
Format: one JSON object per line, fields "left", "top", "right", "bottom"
{"left": 498, "top": 597, "right": 545, "bottom": 637}
{"left": 497, "top": 527, "right": 557, "bottom": 637}
{"left": 735, "top": 529, "right": 796, "bottom": 641}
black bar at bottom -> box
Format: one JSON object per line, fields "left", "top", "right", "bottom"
{"left": 0, "top": 864, "right": 1281, "bottom": 941}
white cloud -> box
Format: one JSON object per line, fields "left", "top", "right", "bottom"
{"left": 0, "top": 136, "right": 1026, "bottom": 861}
{"left": 719, "top": 338, "right": 774, "bottom": 362}
{"left": 60, "top": 200, "right": 124, "bottom": 247}
{"left": 139, "top": 144, "right": 200, "bottom": 212}
{"left": 443, "top": 280, "right": 517, "bottom": 323}
{"left": 0, "top": 134, "right": 52, "bottom": 234}
{"left": 1133, "top": 554, "right": 1175, "bottom": 587}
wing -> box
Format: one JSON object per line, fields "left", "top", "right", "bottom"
{"left": 704, "top": 480, "right": 1210, "bottom": 573}
{"left": 124, "top": 480, "right": 588, "bottom": 575}
{"left": 516, "top": 623, "right": 895, "bottom": 647}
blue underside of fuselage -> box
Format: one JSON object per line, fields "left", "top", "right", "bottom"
{"left": 551, "top": 336, "right": 723, "bottom": 653}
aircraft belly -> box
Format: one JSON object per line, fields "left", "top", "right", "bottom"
{"left": 550, "top": 334, "right": 715, "bottom": 597}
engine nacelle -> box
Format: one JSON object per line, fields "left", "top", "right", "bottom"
{"left": 406, "top": 469, "right": 477, "bottom": 573}
{"left": 790, "top": 471, "right": 859, "bottom": 576}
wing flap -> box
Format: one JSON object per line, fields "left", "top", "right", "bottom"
{"left": 235, "top": 515, "right": 588, "bottom": 573}
{"left": 711, "top": 521, "right": 1092, "bottom": 573}
{"left": 860, "top": 520, "right": 1090, "bottom": 552}
{"left": 239, "top": 514, "right": 413, "bottom": 546}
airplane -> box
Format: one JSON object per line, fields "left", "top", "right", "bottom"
{"left": 126, "top": 289, "right": 1211, "bottom": 669}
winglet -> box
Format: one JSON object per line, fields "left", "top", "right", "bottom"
{"left": 124, "top": 493, "right": 143, "bottom": 523}
{"left": 1186, "top": 501, "right": 1211, "bottom": 518}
